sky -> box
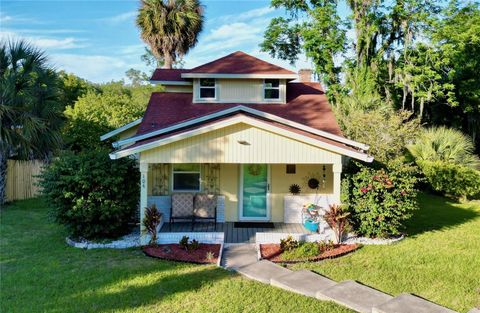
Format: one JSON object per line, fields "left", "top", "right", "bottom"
{"left": 1, "top": 0, "right": 317, "bottom": 83}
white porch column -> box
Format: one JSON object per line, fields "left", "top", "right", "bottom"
{"left": 139, "top": 162, "right": 149, "bottom": 245}
{"left": 332, "top": 162, "right": 342, "bottom": 204}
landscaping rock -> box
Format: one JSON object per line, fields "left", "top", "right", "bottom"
{"left": 236, "top": 260, "right": 291, "bottom": 284}
{"left": 343, "top": 234, "right": 405, "bottom": 245}
{"left": 372, "top": 293, "right": 457, "bottom": 313}
{"left": 271, "top": 269, "right": 337, "bottom": 298}
{"left": 317, "top": 280, "right": 393, "bottom": 313}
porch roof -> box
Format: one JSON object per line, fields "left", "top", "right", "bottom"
{"left": 110, "top": 112, "right": 373, "bottom": 162}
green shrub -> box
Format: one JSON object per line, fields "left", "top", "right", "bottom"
{"left": 407, "top": 126, "right": 480, "bottom": 169}
{"left": 179, "top": 236, "right": 190, "bottom": 250}
{"left": 178, "top": 236, "right": 200, "bottom": 251}
{"left": 281, "top": 242, "right": 320, "bottom": 261}
{"left": 280, "top": 235, "right": 299, "bottom": 251}
{"left": 39, "top": 149, "right": 139, "bottom": 239}
{"left": 344, "top": 160, "right": 419, "bottom": 238}
{"left": 418, "top": 160, "right": 480, "bottom": 199}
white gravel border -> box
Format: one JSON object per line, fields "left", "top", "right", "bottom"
{"left": 343, "top": 233, "right": 405, "bottom": 245}
{"left": 66, "top": 231, "right": 140, "bottom": 249}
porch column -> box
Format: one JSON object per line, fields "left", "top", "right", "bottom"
{"left": 332, "top": 162, "right": 342, "bottom": 204}
{"left": 139, "top": 162, "right": 149, "bottom": 245}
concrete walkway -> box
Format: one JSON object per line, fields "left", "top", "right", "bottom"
{"left": 221, "top": 244, "right": 459, "bottom": 313}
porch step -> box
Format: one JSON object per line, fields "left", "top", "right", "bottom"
{"left": 221, "top": 244, "right": 257, "bottom": 269}
{"left": 372, "top": 293, "right": 457, "bottom": 313}
{"left": 316, "top": 280, "right": 393, "bottom": 313}
{"left": 271, "top": 269, "right": 337, "bottom": 298}
{"left": 236, "top": 260, "right": 292, "bottom": 284}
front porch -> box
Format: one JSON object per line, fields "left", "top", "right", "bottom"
{"left": 160, "top": 222, "right": 315, "bottom": 243}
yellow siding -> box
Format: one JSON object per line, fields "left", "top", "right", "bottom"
{"left": 193, "top": 79, "right": 286, "bottom": 104}
{"left": 270, "top": 164, "right": 333, "bottom": 222}
{"left": 163, "top": 85, "right": 193, "bottom": 93}
{"left": 117, "top": 125, "right": 139, "bottom": 141}
{"left": 219, "top": 164, "right": 239, "bottom": 221}
{"left": 140, "top": 123, "right": 342, "bottom": 164}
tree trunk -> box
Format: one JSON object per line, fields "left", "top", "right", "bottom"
{"left": 402, "top": 86, "right": 407, "bottom": 110}
{"left": 419, "top": 98, "right": 424, "bottom": 119}
{"left": 162, "top": 52, "right": 174, "bottom": 69}
{"left": 0, "top": 151, "right": 7, "bottom": 207}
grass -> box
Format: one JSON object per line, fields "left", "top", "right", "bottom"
{"left": 291, "top": 193, "right": 480, "bottom": 312}
{"left": 0, "top": 198, "right": 351, "bottom": 313}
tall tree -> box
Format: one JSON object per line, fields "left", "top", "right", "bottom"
{"left": 261, "top": 0, "right": 347, "bottom": 96}
{"left": 0, "top": 40, "right": 63, "bottom": 204}
{"left": 136, "top": 0, "right": 204, "bottom": 69}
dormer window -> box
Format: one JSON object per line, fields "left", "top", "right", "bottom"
{"left": 264, "top": 79, "right": 280, "bottom": 100}
{"left": 199, "top": 78, "right": 216, "bottom": 99}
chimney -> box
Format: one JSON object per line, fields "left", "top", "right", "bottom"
{"left": 298, "top": 69, "right": 312, "bottom": 82}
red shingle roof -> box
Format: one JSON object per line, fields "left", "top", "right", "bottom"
{"left": 150, "top": 69, "right": 190, "bottom": 81}
{"left": 136, "top": 82, "right": 343, "bottom": 137}
{"left": 188, "top": 51, "right": 296, "bottom": 75}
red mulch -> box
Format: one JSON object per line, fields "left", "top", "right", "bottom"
{"left": 260, "top": 243, "right": 360, "bottom": 263}
{"left": 143, "top": 244, "right": 221, "bottom": 264}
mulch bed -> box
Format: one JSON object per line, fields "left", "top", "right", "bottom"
{"left": 143, "top": 244, "right": 221, "bottom": 264}
{"left": 260, "top": 243, "right": 360, "bottom": 263}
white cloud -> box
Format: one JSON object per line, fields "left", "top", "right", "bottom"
{"left": 101, "top": 11, "right": 136, "bottom": 24}
{"left": 0, "top": 13, "right": 13, "bottom": 23}
{"left": 0, "top": 29, "right": 87, "bottom": 50}
{"left": 51, "top": 53, "right": 145, "bottom": 83}
{"left": 214, "top": 6, "right": 275, "bottom": 23}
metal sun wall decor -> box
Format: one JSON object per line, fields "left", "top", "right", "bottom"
{"left": 303, "top": 172, "right": 323, "bottom": 191}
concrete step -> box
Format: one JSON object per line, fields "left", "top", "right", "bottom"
{"left": 221, "top": 244, "right": 257, "bottom": 269}
{"left": 271, "top": 270, "right": 337, "bottom": 298}
{"left": 237, "top": 260, "right": 292, "bottom": 284}
{"left": 372, "top": 293, "right": 457, "bottom": 313}
{"left": 468, "top": 308, "right": 480, "bottom": 313}
{"left": 317, "top": 280, "right": 393, "bottom": 313}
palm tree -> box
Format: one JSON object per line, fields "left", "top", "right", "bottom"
{"left": 0, "top": 40, "right": 63, "bottom": 205}
{"left": 136, "top": 0, "right": 204, "bottom": 69}
{"left": 407, "top": 126, "right": 480, "bottom": 169}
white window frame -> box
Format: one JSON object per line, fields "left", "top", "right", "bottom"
{"left": 198, "top": 78, "right": 217, "bottom": 100}
{"left": 171, "top": 164, "right": 202, "bottom": 192}
{"left": 263, "top": 79, "right": 281, "bottom": 101}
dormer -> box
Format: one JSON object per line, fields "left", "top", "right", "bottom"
{"left": 150, "top": 51, "right": 298, "bottom": 104}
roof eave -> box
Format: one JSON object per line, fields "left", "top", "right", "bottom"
{"left": 100, "top": 118, "right": 143, "bottom": 142}
{"left": 181, "top": 73, "right": 298, "bottom": 79}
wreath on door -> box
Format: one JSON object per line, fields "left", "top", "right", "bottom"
{"left": 247, "top": 164, "right": 262, "bottom": 176}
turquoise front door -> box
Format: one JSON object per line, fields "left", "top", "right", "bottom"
{"left": 241, "top": 164, "right": 268, "bottom": 220}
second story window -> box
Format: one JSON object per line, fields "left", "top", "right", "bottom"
{"left": 264, "top": 79, "right": 280, "bottom": 100}
{"left": 199, "top": 78, "right": 216, "bottom": 99}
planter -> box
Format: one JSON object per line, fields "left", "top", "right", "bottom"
{"left": 260, "top": 243, "right": 360, "bottom": 263}
{"left": 303, "top": 219, "right": 319, "bottom": 232}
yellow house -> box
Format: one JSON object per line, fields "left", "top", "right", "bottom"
{"left": 102, "top": 51, "right": 372, "bottom": 244}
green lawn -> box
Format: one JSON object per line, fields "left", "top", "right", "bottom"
{"left": 0, "top": 198, "right": 351, "bottom": 313}
{"left": 291, "top": 193, "right": 480, "bottom": 312}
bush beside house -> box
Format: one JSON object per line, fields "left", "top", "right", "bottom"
{"left": 39, "top": 149, "right": 139, "bottom": 239}
{"left": 342, "top": 161, "right": 419, "bottom": 238}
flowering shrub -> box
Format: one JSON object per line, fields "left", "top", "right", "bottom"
{"left": 343, "top": 160, "right": 419, "bottom": 238}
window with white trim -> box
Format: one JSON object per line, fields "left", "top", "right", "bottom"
{"left": 199, "top": 78, "right": 216, "bottom": 99}
{"left": 172, "top": 164, "right": 201, "bottom": 191}
{"left": 264, "top": 79, "right": 280, "bottom": 100}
